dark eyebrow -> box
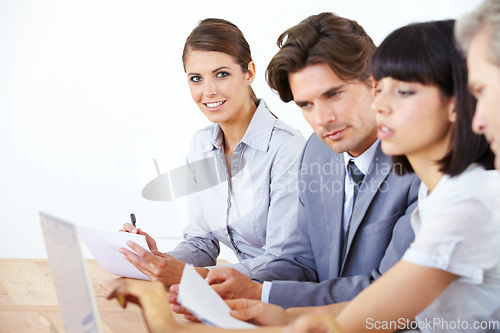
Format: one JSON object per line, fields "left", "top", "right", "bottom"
{"left": 322, "top": 84, "right": 346, "bottom": 97}
{"left": 187, "top": 66, "right": 231, "bottom": 77}
{"left": 212, "top": 66, "right": 230, "bottom": 73}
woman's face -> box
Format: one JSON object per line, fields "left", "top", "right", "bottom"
{"left": 373, "top": 77, "right": 455, "bottom": 161}
{"left": 184, "top": 50, "right": 255, "bottom": 126}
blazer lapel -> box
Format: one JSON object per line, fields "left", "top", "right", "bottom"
{"left": 319, "top": 151, "right": 345, "bottom": 278}
{"left": 340, "top": 144, "right": 392, "bottom": 272}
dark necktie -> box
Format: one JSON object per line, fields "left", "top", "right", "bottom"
{"left": 348, "top": 159, "right": 365, "bottom": 204}
{"left": 341, "top": 159, "right": 365, "bottom": 262}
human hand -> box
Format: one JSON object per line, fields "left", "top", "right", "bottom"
{"left": 120, "top": 241, "right": 185, "bottom": 287}
{"left": 120, "top": 223, "right": 158, "bottom": 252}
{"left": 107, "top": 278, "right": 179, "bottom": 333}
{"left": 167, "top": 284, "right": 201, "bottom": 322}
{"left": 206, "top": 267, "right": 263, "bottom": 300}
{"left": 284, "top": 311, "right": 343, "bottom": 333}
{"left": 227, "top": 298, "right": 289, "bottom": 326}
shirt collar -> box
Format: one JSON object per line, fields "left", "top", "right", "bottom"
{"left": 205, "top": 99, "right": 276, "bottom": 153}
{"left": 343, "top": 139, "right": 380, "bottom": 176}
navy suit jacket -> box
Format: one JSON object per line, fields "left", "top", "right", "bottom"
{"left": 252, "top": 134, "right": 420, "bottom": 307}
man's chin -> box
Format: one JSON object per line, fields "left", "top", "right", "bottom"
{"left": 320, "top": 138, "right": 348, "bottom": 154}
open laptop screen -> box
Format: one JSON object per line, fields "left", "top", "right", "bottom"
{"left": 40, "top": 212, "right": 102, "bottom": 333}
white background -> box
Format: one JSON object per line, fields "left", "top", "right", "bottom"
{"left": 0, "top": 0, "right": 481, "bottom": 260}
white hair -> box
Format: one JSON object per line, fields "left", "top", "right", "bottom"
{"left": 456, "top": 0, "right": 500, "bottom": 66}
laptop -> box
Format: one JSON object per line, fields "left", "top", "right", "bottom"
{"left": 40, "top": 212, "right": 102, "bottom": 333}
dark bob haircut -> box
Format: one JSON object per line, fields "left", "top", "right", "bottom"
{"left": 371, "top": 19, "right": 494, "bottom": 176}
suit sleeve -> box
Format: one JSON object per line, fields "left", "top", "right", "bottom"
{"left": 265, "top": 174, "right": 420, "bottom": 308}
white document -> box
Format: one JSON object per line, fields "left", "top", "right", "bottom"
{"left": 177, "top": 264, "right": 256, "bottom": 329}
{"left": 78, "top": 226, "right": 150, "bottom": 280}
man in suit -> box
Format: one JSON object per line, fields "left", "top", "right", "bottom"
{"left": 456, "top": 0, "right": 500, "bottom": 171}
{"left": 171, "top": 12, "right": 420, "bottom": 310}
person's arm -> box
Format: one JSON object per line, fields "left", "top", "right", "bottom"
{"left": 265, "top": 173, "right": 421, "bottom": 308}
{"left": 120, "top": 240, "right": 211, "bottom": 287}
{"left": 108, "top": 279, "right": 294, "bottom": 333}
{"left": 167, "top": 145, "right": 222, "bottom": 267}
{"left": 227, "top": 299, "right": 348, "bottom": 326}
{"left": 279, "top": 262, "right": 455, "bottom": 333}
{"left": 202, "top": 177, "right": 316, "bottom": 300}
{"left": 289, "top": 188, "right": 500, "bottom": 333}
{"left": 336, "top": 261, "right": 456, "bottom": 333}
{"left": 107, "top": 279, "right": 176, "bottom": 333}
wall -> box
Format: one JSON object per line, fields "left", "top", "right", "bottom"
{"left": 0, "top": 0, "right": 481, "bottom": 260}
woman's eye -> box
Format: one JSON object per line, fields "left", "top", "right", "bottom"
{"left": 216, "top": 72, "right": 229, "bottom": 78}
{"left": 190, "top": 76, "right": 202, "bottom": 83}
{"left": 397, "top": 90, "right": 415, "bottom": 96}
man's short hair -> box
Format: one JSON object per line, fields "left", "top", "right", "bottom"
{"left": 456, "top": 0, "right": 500, "bottom": 66}
{"left": 266, "top": 12, "right": 376, "bottom": 102}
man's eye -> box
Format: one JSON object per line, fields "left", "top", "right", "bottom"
{"left": 299, "top": 103, "right": 312, "bottom": 111}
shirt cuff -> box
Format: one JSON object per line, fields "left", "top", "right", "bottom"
{"left": 261, "top": 281, "right": 272, "bottom": 303}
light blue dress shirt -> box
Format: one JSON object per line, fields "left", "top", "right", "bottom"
{"left": 342, "top": 140, "right": 379, "bottom": 234}
{"left": 168, "top": 99, "right": 306, "bottom": 276}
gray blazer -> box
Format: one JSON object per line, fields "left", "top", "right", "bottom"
{"left": 252, "top": 134, "right": 420, "bottom": 308}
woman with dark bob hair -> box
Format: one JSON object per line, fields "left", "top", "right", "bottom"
{"left": 120, "top": 18, "right": 305, "bottom": 287}
{"left": 108, "top": 20, "right": 500, "bottom": 333}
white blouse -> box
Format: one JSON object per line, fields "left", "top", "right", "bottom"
{"left": 403, "top": 164, "right": 500, "bottom": 332}
{"left": 168, "top": 100, "right": 306, "bottom": 276}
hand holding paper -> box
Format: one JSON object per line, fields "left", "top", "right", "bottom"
{"left": 119, "top": 240, "right": 187, "bottom": 286}
{"left": 78, "top": 226, "right": 150, "bottom": 280}
{"left": 177, "top": 264, "right": 256, "bottom": 329}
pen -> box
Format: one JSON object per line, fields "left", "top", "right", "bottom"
{"left": 130, "top": 213, "right": 136, "bottom": 227}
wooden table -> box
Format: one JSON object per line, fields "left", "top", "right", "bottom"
{"left": 0, "top": 259, "right": 151, "bottom": 333}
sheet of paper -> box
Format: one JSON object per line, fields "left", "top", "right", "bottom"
{"left": 177, "top": 264, "right": 256, "bottom": 329}
{"left": 78, "top": 226, "right": 150, "bottom": 280}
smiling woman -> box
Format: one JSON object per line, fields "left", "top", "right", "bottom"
{"left": 184, "top": 50, "right": 256, "bottom": 131}
{"left": 120, "top": 18, "right": 306, "bottom": 287}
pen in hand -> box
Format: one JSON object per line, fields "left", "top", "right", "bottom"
{"left": 130, "top": 213, "right": 136, "bottom": 228}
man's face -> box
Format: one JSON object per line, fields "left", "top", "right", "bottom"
{"left": 289, "top": 63, "right": 377, "bottom": 157}
{"left": 468, "top": 27, "right": 500, "bottom": 169}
